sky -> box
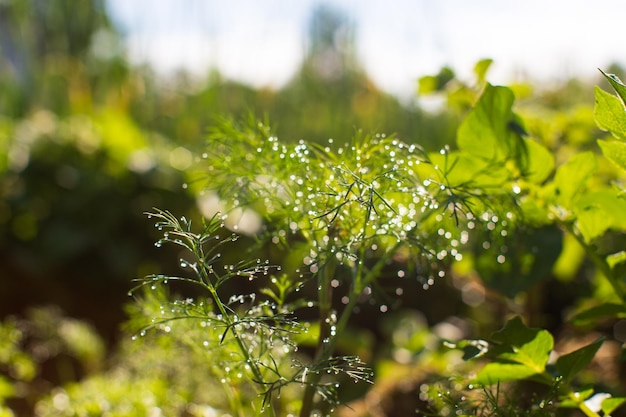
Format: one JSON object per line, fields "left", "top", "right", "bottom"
{"left": 105, "top": 0, "right": 626, "bottom": 98}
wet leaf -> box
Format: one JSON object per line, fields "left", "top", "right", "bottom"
{"left": 521, "top": 137, "right": 554, "bottom": 183}
{"left": 490, "top": 317, "right": 553, "bottom": 374}
{"left": 457, "top": 84, "right": 517, "bottom": 162}
{"left": 600, "top": 69, "right": 626, "bottom": 108}
{"left": 556, "top": 338, "right": 604, "bottom": 383}
{"left": 550, "top": 151, "right": 597, "bottom": 207}
{"left": 571, "top": 303, "right": 626, "bottom": 325}
{"left": 594, "top": 86, "right": 626, "bottom": 141}
{"left": 598, "top": 139, "right": 626, "bottom": 172}
{"left": 475, "top": 362, "right": 538, "bottom": 385}
{"left": 574, "top": 189, "right": 626, "bottom": 242}
{"left": 473, "top": 59, "right": 493, "bottom": 84}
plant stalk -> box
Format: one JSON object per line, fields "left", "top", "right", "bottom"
{"left": 299, "top": 252, "right": 336, "bottom": 417}
{"left": 298, "top": 240, "right": 401, "bottom": 416}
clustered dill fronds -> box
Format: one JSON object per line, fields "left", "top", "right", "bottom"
{"left": 132, "top": 118, "right": 522, "bottom": 414}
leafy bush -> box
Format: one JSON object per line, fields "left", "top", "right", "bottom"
{"left": 125, "top": 69, "right": 610, "bottom": 416}
{"left": 125, "top": 70, "right": 626, "bottom": 416}
{"left": 7, "top": 65, "right": 626, "bottom": 416}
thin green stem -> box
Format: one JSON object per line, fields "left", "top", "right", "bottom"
{"left": 206, "top": 283, "right": 277, "bottom": 417}
{"left": 298, "top": 240, "right": 402, "bottom": 417}
{"left": 299, "top": 252, "right": 336, "bottom": 417}
{"left": 193, "top": 241, "right": 276, "bottom": 417}
{"left": 195, "top": 237, "right": 264, "bottom": 378}
{"left": 329, "top": 240, "right": 402, "bottom": 358}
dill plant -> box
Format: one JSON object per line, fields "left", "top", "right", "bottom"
{"left": 133, "top": 115, "right": 517, "bottom": 416}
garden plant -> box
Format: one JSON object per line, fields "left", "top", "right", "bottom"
{"left": 121, "top": 66, "right": 626, "bottom": 416}
{"left": 5, "top": 3, "right": 626, "bottom": 416}
{"left": 5, "top": 59, "right": 626, "bottom": 416}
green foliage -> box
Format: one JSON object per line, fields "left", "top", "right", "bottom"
{"left": 599, "top": 69, "right": 626, "bottom": 107}
{"left": 457, "top": 84, "right": 520, "bottom": 161}
{"left": 137, "top": 119, "right": 496, "bottom": 415}
{"left": 37, "top": 289, "right": 258, "bottom": 416}
{"left": 459, "top": 317, "right": 553, "bottom": 385}
{"left": 130, "top": 70, "right": 626, "bottom": 416}
{"left": 594, "top": 87, "right": 626, "bottom": 141}
{"left": 0, "top": 308, "right": 112, "bottom": 415}
{"left": 6, "top": 3, "right": 626, "bottom": 413}
{"left": 418, "top": 66, "right": 456, "bottom": 94}
{"left": 549, "top": 151, "right": 597, "bottom": 207}
{"left": 0, "top": 319, "right": 36, "bottom": 411}
{"left": 450, "top": 317, "right": 622, "bottom": 416}
{"left": 597, "top": 70, "right": 626, "bottom": 178}
{"left": 418, "top": 67, "right": 626, "bottom": 417}
{"left": 131, "top": 209, "right": 305, "bottom": 412}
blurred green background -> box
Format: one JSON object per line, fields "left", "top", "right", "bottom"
{"left": 0, "top": 0, "right": 464, "bottom": 338}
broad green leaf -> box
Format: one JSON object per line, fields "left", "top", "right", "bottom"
{"left": 490, "top": 317, "right": 553, "bottom": 373}
{"left": 598, "top": 139, "right": 626, "bottom": 172}
{"left": 571, "top": 303, "right": 626, "bottom": 325}
{"left": 555, "top": 338, "right": 604, "bottom": 383}
{"left": 602, "top": 396, "right": 626, "bottom": 415}
{"left": 417, "top": 66, "right": 454, "bottom": 94}
{"left": 574, "top": 189, "right": 626, "bottom": 242}
{"left": 473, "top": 58, "right": 493, "bottom": 84}
{"left": 551, "top": 151, "right": 597, "bottom": 206}
{"left": 475, "top": 226, "right": 562, "bottom": 298}
{"left": 491, "top": 316, "right": 539, "bottom": 346}
{"left": 594, "top": 86, "right": 626, "bottom": 141}
{"left": 457, "top": 84, "right": 519, "bottom": 161}
{"left": 521, "top": 138, "right": 554, "bottom": 183}
{"left": 600, "top": 69, "right": 626, "bottom": 107}
{"left": 429, "top": 151, "right": 506, "bottom": 188}
{"left": 497, "top": 331, "right": 553, "bottom": 373}
{"left": 475, "top": 362, "right": 538, "bottom": 385}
